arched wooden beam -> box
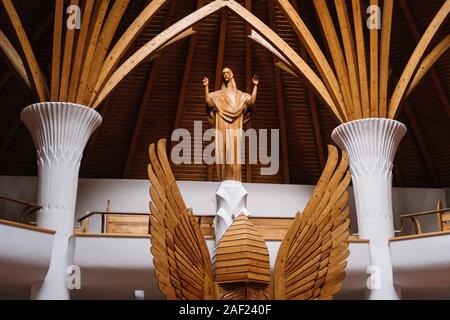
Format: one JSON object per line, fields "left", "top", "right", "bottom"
{"left": 335, "top": 0, "right": 362, "bottom": 119}
{"left": 59, "top": 0, "right": 80, "bottom": 102}
{"left": 82, "top": 0, "right": 131, "bottom": 105}
{"left": 351, "top": 0, "right": 370, "bottom": 118}
{"left": 1, "top": 0, "right": 48, "bottom": 101}
{"left": 93, "top": 0, "right": 339, "bottom": 124}
{"left": 400, "top": 0, "right": 450, "bottom": 120}
{"left": 268, "top": 0, "right": 289, "bottom": 183}
{"left": 223, "top": 1, "right": 340, "bottom": 120}
{"left": 91, "top": 0, "right": 229, "bottom": 109}
{"left": 68, "top": 0, "right": 96, "bottom": 102}
{"left": 76, "top": 0, "right": 111, "bottom": 104}
{"left": 407, "top": 34, "right": 450, "bottom": 98}
{"left": 0, "top": 29, "right": 30, "bottom": 89}
{"left": 90, "top": 0, "right": 169, "bottom": 106}
{"left": 50, "top": 0, "right": 64, "bottom": 101}
{"left": 378, "top": 0, "right": 394, "bottom": 118}
{"left": 388, "top": 0, "right": 450, "bottom": 119}
{"left": 276, "top": 0, "right": 347, "bottom": 122}
{"left": 313, "top": 0, "right": 355, "bottom": 120}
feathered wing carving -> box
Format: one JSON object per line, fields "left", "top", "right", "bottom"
{"left": 148, "top": 139, "right": 214, "bottom": 300}
{"left": 273, "top": 145, "right": 351, "bottom": 300}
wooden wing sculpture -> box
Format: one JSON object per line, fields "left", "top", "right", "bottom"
{"left": 148, "top": 139, "right": 350, "bottom": 300}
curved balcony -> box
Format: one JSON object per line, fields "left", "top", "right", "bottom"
{"left": 0, "top": 220, "right": 55, "bottom": 287}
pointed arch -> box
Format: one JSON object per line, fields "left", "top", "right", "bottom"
{"left": 91, "top": 0, "right": 339, "bottom": 122}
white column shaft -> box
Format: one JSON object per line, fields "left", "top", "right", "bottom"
{"left": 332, "top": 118, "right": 406, "bottom": 300}
{"left": 21, "top": 102, "right": 101, "bottom": 300}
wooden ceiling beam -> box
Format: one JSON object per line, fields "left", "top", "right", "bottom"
{"left": 293, "top": 0, "right": 326, "bottom": 170}
{"left": 403, "top": 101, "right": 440, "bottom": 187}
{"left": 76, "top": 0, "right": 111, "bottom": 104}
{"left": 268, "top": 0, "right": 289, "bottom": 183}
{"left": 369, "top": 0, "right": 379, "bottom": 117}
{"left": 351, "top": 0, "right": 370, "bottom": 118}
{"left": 334, "top": 0, "right": 362, "bottom": 119}
{"left": 399, "top": 0, "right": 450, "bottom": 120}
{"left": 123, "top": 1, "right": 178, "bottom": 179}
{"left": 1, "top": 0, "right": 49, "bottom": 101}
{"left": 207, "top": 9, "right": 228, "bottom": 182}
{"left": 59, "top": 0, "right": 80, "bottom": 102}
{"left": 0, "top": 13, "right": 51, "bottom": 91}
{"left": 313, "top": 0, "right": 355, "bottom": 120}
{"left": 173, "top": 0, "right": 204, "bottom": 132}
{"left": 245, "top": 0, "right": 253, "bottom": 183}
{"left": 378, "top": 0, "right": 394, "bottom": 118}
{"left": 49, "top": 0, "right": 64, "bottom": 100}
{"left": 67, "top": 0, "right": 96, "bottom": 102}
{"left": 82, "top": 96, "right": 113, "bottom": 173}
{"left": 276, "top": 0, "right": 347, "bottom": 122}
{"left": 388, "top": 0, "right": 450, "bottom": 119}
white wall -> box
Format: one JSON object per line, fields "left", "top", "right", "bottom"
{"left": 0, "top": 175, "right": 447, "bottom": 235}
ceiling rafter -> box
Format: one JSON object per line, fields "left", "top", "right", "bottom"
{"left": 403, "top": 101, "right": 440, "bottom": 187}
{"left": 268, "top": 0, "right": 290, "bottom": 183}
{"left": 245, "top": 0, "right": 253, "bottom": 183}
{"left": 0, "top": 12, "right": 52, "bottom": 92}
{"left": 122, "top": 0, "right": 178, "bottom": 178}
{"left": 293, "top": 0, "right": 326, "bottom": 171}
{"left": 398, "top": 0, "right": 450, "bottom": 120}
{"left": 173, "top": 0, "right": 204, "bottom": 133}
{"left": 207, "top": 8, "right": 228, "bottom": 182}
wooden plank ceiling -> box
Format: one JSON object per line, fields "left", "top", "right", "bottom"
{"left": 0, "top": 0, "right": 448, "bottom": 187}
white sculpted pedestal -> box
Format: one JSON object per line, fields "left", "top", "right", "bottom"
{"left": 332, "top": 118, "right": 406, "bottom": 300}
{"left": 215, "top": 180, "right": 250, "bottom": 242}
{"left": 21, "top": 102, "right": 102, "bottom": 300}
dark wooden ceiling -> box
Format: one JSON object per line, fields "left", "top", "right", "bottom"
{"left": 0, "top": 0, "right": 448, "bottom": 187}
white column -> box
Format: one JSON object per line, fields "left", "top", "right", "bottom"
{"left": 215, "top": 180, "right": 250, "bottom": 242}
{"left": 21, "top": 102, "right": 102, "bottom": 300}
{"left": 332, "top": 118, "right": 406, "bottom": 300}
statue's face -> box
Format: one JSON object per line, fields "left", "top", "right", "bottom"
{"left": 222, "top": 68, "right": 233, "bottom": 82}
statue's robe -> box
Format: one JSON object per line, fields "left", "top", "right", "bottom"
{"left": 209, "top": 88, "right": 251, "bottom": 181}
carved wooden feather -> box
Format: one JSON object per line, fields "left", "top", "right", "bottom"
{"left": 148, "top": 139, "right": 214, "bottom": 300}
{"left": 273, "top": 145, "right": 350, "bottom": 300}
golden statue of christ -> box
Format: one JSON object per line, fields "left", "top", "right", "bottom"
{"left": 203, "top": 68, "right": 259, "bottom": 181}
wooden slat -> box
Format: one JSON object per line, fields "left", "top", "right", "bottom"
{"left": 351, "top": 0, "right": 370, "bottom": 118}
{"left": 122, "top": 63, "right": 158, "bottom": 178}
{"left": 268, "top": 0, "right": 289, "bottom": 183}
{"left": 245, "top": 0, "right": 252, "bottom": 183}
{"left": 92, "top": 0, "right": 229, "bottom": 109}
{"left": 388, "top": 0, "right": 450, "bottom": 119}
{"left": 0, "top": 29, "right": 30, "bottom": 89}
{"left": 122, "top": 1, "right": 179, "bottom": 178}
{"left": 334, "top": 0, "right": 362, "bottom": 119}
{"left": 207, "top": 8, "right": 228, "bottom": 181}
{"left": 59, "top": 0, "right": 80, "bottom": 102}
{"left": 76, "top": 0, "right": 111, "bottom": 104}
{"left": 1, "top": 0, "right": 48, "bottom": 101}
{"left": 83, "top": 0, "right": 130, "bottom": 105}
{"left": 403, "top": 101, "right": 440, "bottom": 186}
{"left": 91, "top": 0, "right": 168, "bottom": 104}
{"left": 313, "top": 0, "right": 354, "bottom": 120}
{"left": 0, "top": 13, "right": 51, "bottom": 92}
{"left": 226, "top": 0, "right": 339, "bottom": 120}
{"left": 369, "top": 0, "right": 379, "bottom": 117}
{"left": 407, "top": 35, "right": 450, "bottom": 98}
{"left": 378, "top": 0, "right": 394, "bottom": 118}
{"left": 399, "top": 0, "right": 450, "bottom": 119}
{"left": 68, "top": 0, "right": 95, "bottom": 102}
{"left": 276, "top": 0, "right": 347, "bottom": 122}
{"left": 50, "top": 0, "right": 64, "bottom": 101}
